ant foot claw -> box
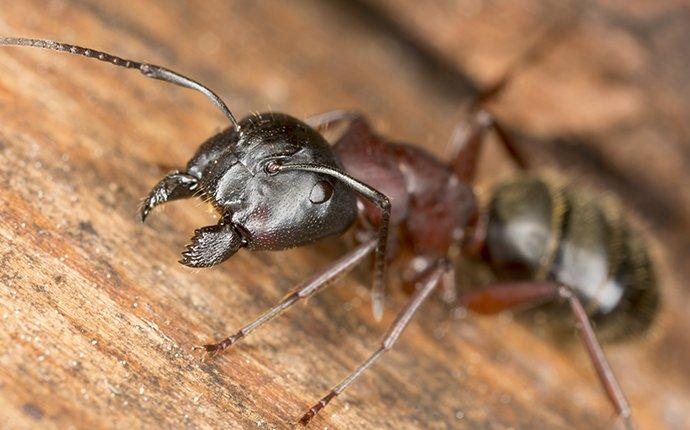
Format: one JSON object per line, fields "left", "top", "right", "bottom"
{"left": 192, "top": 343, "right": 224, "bottom": 361}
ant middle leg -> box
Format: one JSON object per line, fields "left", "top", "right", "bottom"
{"left": 299, "top": 258, "right": 451, "bottom": 425}
{"left": 195, "top": 239, "right": 376, "bottom": 357}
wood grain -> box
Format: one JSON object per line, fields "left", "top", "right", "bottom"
{"left": 0, "top": 1, "right": 688, "bottom": 429}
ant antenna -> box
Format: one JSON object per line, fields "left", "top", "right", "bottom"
{"left": 0, "top": 37, "right": 240, "bottom": 131}
{"left": 277, "top": 162, "right": 391, "bottom": 321}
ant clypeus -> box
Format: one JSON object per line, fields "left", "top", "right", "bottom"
{"left": 0, "top": 37, "right": 659, "bottom": 428}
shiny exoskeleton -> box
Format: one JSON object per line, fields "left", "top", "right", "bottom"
{"left": 140, "top": 114, "right": 359, "bottom": 263}
{"left": 1, "top": 37, "right": 658, "bottom": 428}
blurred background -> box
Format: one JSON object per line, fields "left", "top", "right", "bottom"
{"left": 0, "top": 1, "right": 689, "bottom": 429}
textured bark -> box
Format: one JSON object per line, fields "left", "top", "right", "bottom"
{"left": 0, "top": 1, "right": 688, "bottom": 429}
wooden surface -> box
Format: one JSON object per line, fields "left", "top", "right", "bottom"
{"left": 1, "top": 1, "right": 689, "bottom": 429}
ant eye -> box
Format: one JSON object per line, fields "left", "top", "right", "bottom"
{"left": 309, "top": 180, "right": 333, "bottom": 204}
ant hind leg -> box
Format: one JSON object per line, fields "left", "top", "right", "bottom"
{"left": 557, "top": 286, "right": 634, "bottom": 430}
{"left": 460, "top": 281, "right": 634, "bottom": 428}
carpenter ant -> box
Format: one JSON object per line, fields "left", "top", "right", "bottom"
{"left": 0, "top": 37, "right": 659, "bottom": 428}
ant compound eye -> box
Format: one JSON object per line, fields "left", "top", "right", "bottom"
{"left": 309, "top": 180, "right": 333, "bottom": 204}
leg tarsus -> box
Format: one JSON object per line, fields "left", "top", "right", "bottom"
{"left": 299, "top": 391, "right": 337, "bottom": 426}
{"left": 192, "top": 335, "right": 241, "bottom": 360}
{"left": 139, "top": 170, "right": 198, "bottom": 221}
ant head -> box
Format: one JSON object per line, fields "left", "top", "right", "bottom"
{"left": 205, "top": 112, "right": 358, "bottom": 250}
{"left": 1, "top": 38, "right": 387, "bottom": 279}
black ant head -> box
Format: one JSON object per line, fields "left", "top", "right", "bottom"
{"left": 201, "top": 113, "right": 358, "bottom": 252}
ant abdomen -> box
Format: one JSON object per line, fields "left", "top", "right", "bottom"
{"left": 484, "top": 176, "right": 660, "bottom": 341}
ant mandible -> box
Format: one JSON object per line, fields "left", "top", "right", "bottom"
{"left": 0, "top": 37, "right": 658, "bottom": 429}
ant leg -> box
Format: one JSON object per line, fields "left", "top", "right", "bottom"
{"left": 447, "top": 109, "right": 528, "bottom": 182}
{"left": 459, "top": 280, "right": 560, "bottom": 314}
{"left": 440, "top": 265, "right": 457, "bottom": 304}
{"left": 447, "top": 16, "right": 573, "bottom": 181}
{"left": 557, "top": 286, "right": 633, "bottom": 430}
{"left": 139, "top": 171, "right": 198, "bottom": 221}
{"left": 196, "top": 239, "right": 376, "bottom": 357}
{"left": 460, "top": 282, "right": 633, "bottom": 428}
{"left": 305, "top": 109, "right": 362, "bottom": 129}
{"left": 299, "top": 259, "right": 450, "bottom": 426}
{"left": 403, "top": 256, "right": 457, "bottom": 304}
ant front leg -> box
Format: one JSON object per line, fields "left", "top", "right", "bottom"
{"left": 447, "top": 109, "right": 529, "bottom": 182}
{"left": 139, "top": 170, "right": 198, "bottom": 221}
{"left": 460, "top": 281, "right": 634, "bottom": 429}
{"left": 195, "top": 239, "right": 377, "bottom": 357}
{"left": 304, "top": 110, "right": 393, "bottom": 320}
{"left": 299, "top": 259, "right": 451, "bottom": 425}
